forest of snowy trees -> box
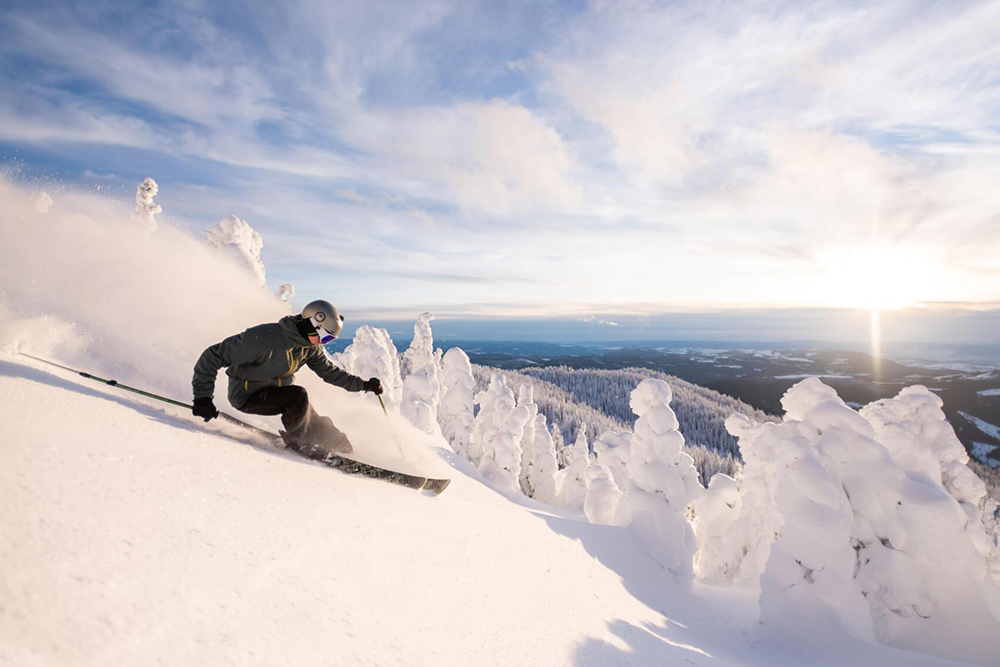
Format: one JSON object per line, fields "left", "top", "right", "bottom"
{"left": 471, "top": 365, "right": 746, "bottom": 484}
{"left": 519, "top": 366, "right": 774, "bottom": 458}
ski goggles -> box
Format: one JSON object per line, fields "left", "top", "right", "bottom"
{"left": 310, "top": 316, "right": 342, "bottom": 344}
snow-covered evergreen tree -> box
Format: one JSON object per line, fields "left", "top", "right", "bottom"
{"left": 400, "top": 312, "right": 441, "bottom": 434}
{"left": 593, "top": 430, "right": 632, "bottom": 490}
{"left": 585, "top": 464, "right": 622, "bottom": 525}
{"left": 552, "top": 422, "right": 568, "bottom": 469}
{"left": 480, "top": 402, "right": 530, "bottom": 497}
{"left": 716, "top": 378, "right": 1000, "bottom": 646}
{"left": 691, "top": 412, "right": 778, "bottom": 584}
{"left": 862, "top": 385, "right": 1000, "bottom": 582}
{"left": 746, "top": 380, "right": 872, "bottom": 640}
{"left": 689, "top": 473, "right": 742, "bottom": 583}
{"left": 516, "top": 384, "right": 539, "bottom": 495}
{"left": 331, "top": 325, "right": 403, "bottom": 410}
{"left": 527, "top": 413, "right": 559, "bottom": 504}
{"left": 205, "top": 214, "right": 266, "bottom": 287}
{"left": 556, "top": 427, "right": 591, "bottom": 510}
{"left": 132, "top": 177, "right": 161, "bottom": 233}
{"left": 472, "top": 373, "right": 514, "bottom": 468}
{"left": 473, "top": 374, "right": 529, "bottom": 495}
{"left": 615, "top": 379, "right": 703, "bottom": 586}
{"left": 438, "top": 347, "right": 476, "bottom": 459}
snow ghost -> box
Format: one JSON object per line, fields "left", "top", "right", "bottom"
{"left": 585, "top": 464, "right": 622, "bottom": 525}
{"left": 132, "top": 177, "right": 161, "bottom": 233}
{"left": 556, "top": 427, "right": 591, "bottom": 510}
{"left": 689, "top": 473, "right": 742, "bottom": 583}
{"left": 438, "top": 347, "right": 476, "bottom": 459}
{"left": 615, "top": 379, "right": 702, "bottom": 585}
{"left": 593, "top": 430, "right": 632, "bottom": 490}
{"left": 516, "top": 384, "right": 539, "bottom": 494}
{"left": 331, "top": 325, "right": 403, "bottom": 411}
{"left": 401, "top": 312, "right": 441, "bottom": 434}
{"left": 526, "top": 413, "right": 559, "bottom": 504}
{"left": 474, "top": 374, "right": 527, "bottom": 495}
{"left": 205, "top": 215, "right": 266, "bottom": 288}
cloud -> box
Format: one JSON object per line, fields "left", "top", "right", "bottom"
{"left": 1, "top": 0, "right": 999, "bottom": 320}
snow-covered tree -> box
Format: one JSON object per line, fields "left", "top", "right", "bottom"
{"left": 400, "top": 312, "right": 441, "bottom": 434}
{"left": 474, "top": 374, "right": 528, "bottom": 494}
{"left": 593, "top": 430, "right": 632, "bottom": 490}
{"left": 691, "top": 412, "right": 779, "bottom": 585}
{"left": 205, "top": 214, "right": 265, "bottom": 287}
{"left": 585, "top": 464, "right": 622, "bottom": 525}
{"left": 331, "top": 325, "right": 403, "bottom": 410}
{"left": 615, "top": 379, "right": 703, "bottom": 586}
{"left": 472, "top": 373, "right": 514, "bottom": 467}
{"left": 556, "top": 427, "right": 591, "bottom": 510}
{"left": 480, "top": 403, "right": 530, "bottom": 497}
{"left": 862, "top": 386, "right": 1000, "bottom": 581}
{"left": 552, "top": 423, "right": 568, "bottom": 468}
{"left": 516, "top": 384, "right": 539, "bottom": 494}
{"left": 438, "top": 347, "right": 476, "bottom": 459}
{"left": 132, "top": 177, "right": 161, "bottom": 233}
{"left": 689, "top": 473, "right": 742, "bottom": 583}
{"left": 745, "top": 380, "right": 872, "bottom": 640}
{"left": 717, "top": 378, "right": 1000, "bottom": 647}
{"left": 527, "top": 413, "right": 559, "bottom": 504}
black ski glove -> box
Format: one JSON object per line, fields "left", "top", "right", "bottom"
{"left": 193, "top": 397, "right": 219, "bottom": 422}
{"left": 362, "top": 378, "right": 383, "bottom": 395}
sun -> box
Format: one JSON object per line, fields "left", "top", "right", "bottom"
{"left": 817, "top": 245, "right": 934, "bottom": 311}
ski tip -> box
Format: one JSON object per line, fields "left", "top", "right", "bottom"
{"left": 425, "top": 478, "right": 451, "bottom": 495}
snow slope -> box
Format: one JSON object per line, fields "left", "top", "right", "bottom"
{"left": 0, "top": 353, "right": 977, "bottom": 667}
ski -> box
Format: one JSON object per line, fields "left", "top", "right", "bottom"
{"left": 316, "top": 453, "right": 451, "bottom": 494}
{"left": 222, "top": 413, "right": 451, "bottom": 495}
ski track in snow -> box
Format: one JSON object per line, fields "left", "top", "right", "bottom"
{"left": 0, "top": 354, "right": 979, "bottom": 667}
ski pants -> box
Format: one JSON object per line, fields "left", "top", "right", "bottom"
{"left": 239, "top": 385, "right": 353, "bottom": 456}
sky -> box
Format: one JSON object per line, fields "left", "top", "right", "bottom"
{"left": 1, "top": 0, "right": 999, "bottom": 344}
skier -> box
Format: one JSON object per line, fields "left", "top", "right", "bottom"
{"left": 191, "top": 300, "right": 383, "bottom": 456}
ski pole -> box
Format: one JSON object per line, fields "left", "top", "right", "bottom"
{"left": 19, "top": 351, "right": 193, "bottom": 408}
{"left": 16, "top": 351, "right": 274, "bottom": 437}
{"left": 377, "top": 394, "right": 407, "bottom": 458}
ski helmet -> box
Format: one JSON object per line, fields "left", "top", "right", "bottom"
{"left": 301, "top": 300, "right": 344, "bottom": 340}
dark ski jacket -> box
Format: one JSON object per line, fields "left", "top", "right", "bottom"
{"left": 192, "top": 315, "right": 364, "bottom": 408}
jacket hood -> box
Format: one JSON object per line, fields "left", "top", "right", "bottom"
{"left": 278, "top": 315, "right": 313, "bottom": 347}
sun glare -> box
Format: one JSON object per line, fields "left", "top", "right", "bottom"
{"left": 818, "top": 246, "right": 933, "bottom": 311}
{"left": 815, "top": 245, "right": 939, "bottom": 377}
